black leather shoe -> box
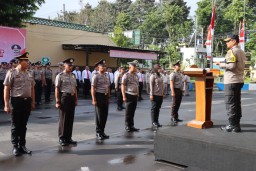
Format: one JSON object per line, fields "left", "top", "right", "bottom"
{"left": 121, "top": 106, "right": 126, "bottom": 109}
{"left": 19, "top": 146, "right": 32, "bottom": 154}
{"left": 102, "top": 133, "right": 110, "bottom": 139}
{"left": 67, "top": 139, "right": 77, "bottom": 145}
{"left": 157, "top": 123, "right": 162, "bottom": 127}
{"left": 59, "top": 139, "right": 68, "bottom": 146}
{"left": 130, "top": 127, "right": 140, "bottom": 132}
{"left": 13, "top": 146, "right": 22, "bottom": 156}
{"left": 221, "top": 125, "right": 241, "bottom": 133}
{"left": 171, "top": 118, "right": 183, "bottom": 122}
{"left": 125, "top": 127, "right": 132, "bottom": 132}
{"left": 117, "top": 107, "right": 122, "bottom": 111}
{"left": 152, "top": 122, "right": 158, "bottom": 128}
{"left": 96, "top": 133, "right": 104, "bottom": 140}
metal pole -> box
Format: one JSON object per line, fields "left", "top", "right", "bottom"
{"left": 210, "top": 0, "right": 215, "bottom": 69}
{"left": 194, "top": 16, "right": 197, "bottom": 65}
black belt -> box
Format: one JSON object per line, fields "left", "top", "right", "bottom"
{"left": 61, "top": 92, "right": 75, "bottom": 96}
{"left": 11, "top": 97, "right": 31, "bottom": 100}
{"left": 35, "top": 80, "right": 42, "bottom": 81}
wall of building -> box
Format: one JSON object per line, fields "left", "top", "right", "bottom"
{"left": 25, "top": 24, "right": 117, "bottom": 67}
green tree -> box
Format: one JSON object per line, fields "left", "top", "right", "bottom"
{"left": 140, "top": 9, "right": 169, "bottom": 45}
{"left": 0, "top": 0, "right": 45, "bottom": 27}
{"left": 129, "top": 0, "right": 156, "bottom": 29}
{"left": 112, "top": 26, "right": 132, "bottom": 48}
{"left": 115, "top": 12, "right": 132, "bottom": 30}
{"left": 79, "top": 3, "right": 93, "bottom": 25}
{"left": 90, "top": 0, "right": 116, "bottom": 33}
{"left": 114, "top": 0, "right": 132, "bottom": 13}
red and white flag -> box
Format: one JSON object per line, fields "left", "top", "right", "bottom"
{"left": 205, "top": 3, "right": 216, "bottom": 60}
{"left": 239, "top": 19, "right": 245, "bottom": 51}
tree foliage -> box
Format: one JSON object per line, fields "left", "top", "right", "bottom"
{"left": 0, "top": 0, "right": 45, "bottom": 27}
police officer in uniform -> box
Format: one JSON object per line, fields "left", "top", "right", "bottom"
{"left": 216, "top": 35, "right": 246, "bottom": 132}
{"left": 150, "top": 64, "right": 164, "bottom": 128}
{"left": 91, "top": 59, "right": 110, "bottom": 140}
{"left": 55, "top": 62, "right": 64, "bottom": 80}
{"left": 115, "top": 66, "right": 126, "bottom": 111}
{"left": 44, "top": 62, "right": 53, "bottom": 103}
{"left": 9, "top": 58, "right": 17, "bottom": 69}
{"left": 0, "top": 62, "right": 8, "bottom": 107}
{"left": 4, "top": 52, "right": 35, "bottom": 156}
{"left": 55, "top": 58, "right": 78, "bottom": 146}
{"left": 121, "top": 60, "right": 140, "bottom": 132}
{"left": 170, "top": 61, "right": 183, "bottom": 123}
{"left": 34, "top": 61, "right": 45, "bottom": 105}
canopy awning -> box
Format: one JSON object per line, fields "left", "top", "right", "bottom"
{"left": 109, "top": 50, "right": 157, "bottom": 60}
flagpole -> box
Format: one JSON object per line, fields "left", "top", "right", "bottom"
{"left": 210, "top": 0, "right": 215, "bottom": 69}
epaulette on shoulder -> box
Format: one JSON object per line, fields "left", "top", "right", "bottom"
{"left": 59, "top": 72, "right": 64, "bottom": 75}
{"left": 9, "top": 68, "right": 15, "bottom": 72}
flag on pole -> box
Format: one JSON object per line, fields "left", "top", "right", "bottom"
{"left": 239, "top": 19, "right": 245, "bottom": 51}
{"left": 205, "top": 3, "right": 216, "bottom": 60}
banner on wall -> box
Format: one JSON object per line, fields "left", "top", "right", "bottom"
{"left": 0, "top": 26, "right": 26, "bottom": 62}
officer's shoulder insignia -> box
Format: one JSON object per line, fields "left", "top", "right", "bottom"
{"left": 59, "top": 72, "right": 64, "bottom": 75}
{"left": 226, "top": 50, "right": 237, "bottom": 63}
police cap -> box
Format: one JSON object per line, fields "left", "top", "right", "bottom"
{"left": 173, "top": 61, "right": 181, "bottom": 66}
{"left": 94, "top": 58, "right": 106, "bottom": 67}
{"left": 224, "top": 34, "right": 239, "bottom": 43}
{"left": 127, "top": 60, "right": 139, "bottom": 67}
{"left": 63, "top": 58, "right": 75, "bottom": 65}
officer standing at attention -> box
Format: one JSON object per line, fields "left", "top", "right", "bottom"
{"left": 0, "top": 62, "right": 8, "bottom": 107}
{"left": 4, "top": 52, "right": 35, "bottom": 156}
{"left": 44, "top": 62, "right": 53, "bottom": 103}
{"left": 216, "top": 35, "right": 246, "bottom": 132}
{"left": 150, "top": 64, "right": 164, "bottom": 129}
{"left": 121, "top": 60, "right": 140, "bottom": 132}
{"left": 34, "top": 61, "right": 45, "bottom": 105}
{"left": 115, "top": 66, "right": 126, "bottom": 111}
{"left": 9, "top": 59, "right": 17, "bottom": 69}
{"left": 55, "top": 58, "right": 78, "bottom": 146}
{"left": 91, "top": 59, "right": 110, "bottom": 140}
{"left": 170, "top": 61, "right": 183, "bottom": 123}
{"left": 55, "top": 62, "right": 64, "bottom": 80}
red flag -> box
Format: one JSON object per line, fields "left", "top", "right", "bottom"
{"left": 239, "top": 19, "right": 245, "bottom": 51}
{"left": 205, "top": 3, "right": 216, "bottom": 60}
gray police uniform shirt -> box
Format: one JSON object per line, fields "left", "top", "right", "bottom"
{"left": 55, "top": 71, "right": 77, "bottom": 94}
{"left": 220, "top": 45, "right": 246, "bottom": 84}
{"left": 122, "top": 71, "right": 139, "bottom": 95}
{"left": 44, "top": 69, "right": 52, "bottom": 80}
{"left": 0, "top": 68, "right": 7, "bottom": 81}
{"left": 115, "top": 73, "right": 123, "bottom": 89}
{"left": 3, "top": 68, "right": 35, "bottom": 97}
{"left": 91, "top": 73, "right": 110, "bottom": 94}
{"left": 149, "top": 73, "right": 164, "bottom": 96}
{"left": 170, "top": 71, "right": 183, "bottom": 90}
{"left": 34, "top": 69, "right": 44, "bottom": 81}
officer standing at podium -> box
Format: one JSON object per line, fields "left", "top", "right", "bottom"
{"left": 91, "top": 59, "right": 110, "bottom": 140}
{"left": 216, "top": 35, "right": 246, "bottom": 133}
{"left": 55, "top": 58, "right": 77, "bottom": 146}
{"left": 170, "top": 61, "right": 183, "bottom": 123}
{"left": 4, "top": 52, "right": 35, "bottom": 156}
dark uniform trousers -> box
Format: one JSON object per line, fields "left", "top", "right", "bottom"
{"left": 45, "top": 79, "right": 52, "bottom": 102}
{"left": 224, "top": 83, "right": 244, "bottom": 126}
{"left": 11, "top": 97, "right": 31, "bottom": 146}
{"left": 83, "top": 79, "right": 91, "bottom": 96}
{"left": 95, "top": 92, "right": 109, "bottom": 133}
{"left": 35, "top": 80, "right": 42, "bottom": 103}
{"left": 138, "top": 82, "right": 143, "bottom": 99}
{"left": 117, "top": 87, "right": 123, "bottom": 108}
{"left": 151, "top": 95, "right": 163, "bottom": 124}
{"left": 0, "top": 80, "right": 4, "bottom": 106}
{"left": 59, "top": 93, "right": 76, "bottom": 140}
{"left": 76, "top": 79, "right": 80, "bottom": 93}
{"left": 171, "top": 88, "right": 183, "bottom": 119}
{"left": 125, "top": 93, "right": 138, "bottom": 127}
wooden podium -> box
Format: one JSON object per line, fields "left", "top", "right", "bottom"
{"left": 184, "top": 68, "right": 214, "bottom": 129}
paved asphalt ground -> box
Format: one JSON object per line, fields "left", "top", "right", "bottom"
{"left": 0, "top": 90, "right": 256, "bottom": 171}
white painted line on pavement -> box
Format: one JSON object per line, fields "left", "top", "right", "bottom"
{"left": 242, "top": 103, "right": 256, "bottom": 107}
{"left": 81, "top": 166, "right": 90, "bottom": 171}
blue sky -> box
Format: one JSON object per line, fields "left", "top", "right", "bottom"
{"left": 34, "top": 0, "right": 200, "bottom": 19}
